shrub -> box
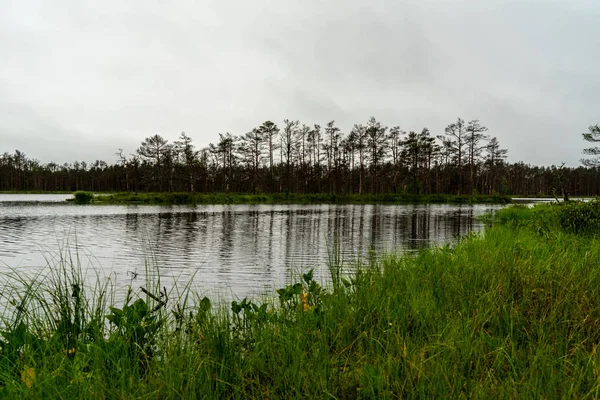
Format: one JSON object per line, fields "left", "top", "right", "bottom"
{"left": 557, "top": 200, "right": 600, "bottom": 235}
{"left": 73, "top": 191, "right": 94, "bottom": 204}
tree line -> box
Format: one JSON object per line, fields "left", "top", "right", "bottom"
{"left": 1, "top": 117, "right": 599, "bottom": 196}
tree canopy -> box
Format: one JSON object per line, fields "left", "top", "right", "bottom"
{"left": 3, "top": 117, "right": 600, "bottom": 196}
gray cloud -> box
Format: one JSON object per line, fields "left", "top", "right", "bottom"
{"left": 1, "top": 0, "right": 598, "bottom": 166}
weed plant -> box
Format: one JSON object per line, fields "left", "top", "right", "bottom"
{"left": 1, "top": 202, "right": 600, "bottom": 397}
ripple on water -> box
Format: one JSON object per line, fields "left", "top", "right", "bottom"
{"left": 0, "top": 195, "right": 504, "bottom": 301}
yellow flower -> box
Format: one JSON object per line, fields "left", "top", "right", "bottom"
{"left": 300, "top": 292, "right": 312, "bottom": 311}
{"left": 300, "top": 292, "right": 309, "bottom": 304}
{"left": 21, "top": 368, "right": 35, "bottom": 388}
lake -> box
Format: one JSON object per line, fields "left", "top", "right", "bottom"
{"left": 0, "top": 194, "right": 504, "bottom": 301}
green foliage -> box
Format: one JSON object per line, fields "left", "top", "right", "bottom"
{"left": 276, "top": 282, "right": 302, "bottom": 305}
{"left": 557, "top": 200, "right": 600, "bottom": 235}
{"left": 4, "top": 209, "right": 600, "bottom": 396}
{"left": 105, "top": 289, "right": 166, "bottom": 375}
{"left": 494, "top": 201, "right": 600, "bottom": 237}
{"left": 73, "top": 191, "right": 94, "bottom": 204}
{"left": 91, "top": 191, "right": 512, "bottom": 205}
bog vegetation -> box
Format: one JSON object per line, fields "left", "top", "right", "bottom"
{"left": 1, "top": 201, "right": 600, "bottom": 397}
{"left": 1, "top": 119, "right": 600, "bottom": 196}
{"left": 73, "top": 191, "right": 94, "bottom": 204}
{"left": 89, "top": 191, "right": 512, "bottom": 205}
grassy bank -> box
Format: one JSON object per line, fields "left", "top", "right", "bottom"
{"left": 87, "top": 191, "right": 512, "bottom": 205}
{"left": 1, "top": 202, "right": 600, "bottom": 397}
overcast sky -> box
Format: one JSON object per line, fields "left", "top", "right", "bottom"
{"left": 1, "top": 0, "right": 599, "bottom": 166}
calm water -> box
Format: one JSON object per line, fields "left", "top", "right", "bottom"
{"left": 0, "top": 194, "right": 504, "bottom": 300}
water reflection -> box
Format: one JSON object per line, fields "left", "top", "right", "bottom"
{"left": 0, "top": 196, "right": 502, "bottom": 300}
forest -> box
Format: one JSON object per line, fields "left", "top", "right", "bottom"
{"left": 1, "top": 117, "right": 599, "bottom": 196}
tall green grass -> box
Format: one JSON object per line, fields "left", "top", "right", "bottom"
{"left": 1, "top": 202, "right": 600, "bottom": 397}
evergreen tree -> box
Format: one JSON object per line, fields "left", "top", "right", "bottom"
{"left": 438, "top": 118, "right": 468, "bottom": 194}
{"left": 465, "top": 120, "right": 489, "bottom": 193}
{"left": 137, "top": 134, "right": 171, "bottom": 191}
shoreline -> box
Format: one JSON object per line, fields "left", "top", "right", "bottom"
{"left": 68, "top": 191, "right": 513, "bottom": 205}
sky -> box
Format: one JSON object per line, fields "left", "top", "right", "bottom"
{"left": 1, "top": 0, "right": 599, "bottom": 167}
